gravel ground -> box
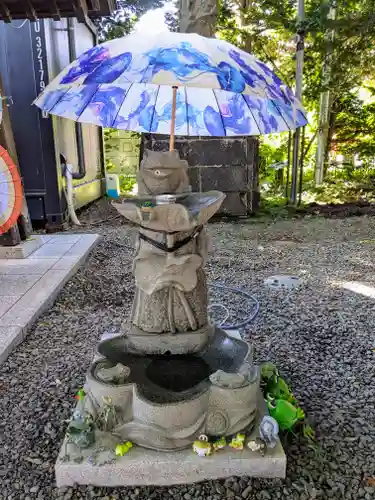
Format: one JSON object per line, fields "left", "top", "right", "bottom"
{"left": 1, "top": 200, "right": 375, "bottom": 500}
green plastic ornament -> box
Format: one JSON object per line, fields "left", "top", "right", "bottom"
{"left": 266, "top": 395, "right": 304, "bottom": 431}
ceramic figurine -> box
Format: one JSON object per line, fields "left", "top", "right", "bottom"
{"left": 212, "top": 436, "right": 227, "bottom": 451}
{"left": 75, "top": 388, "right": 86, "bottom": 401}
{"left": 260, "top": 362, "right": 278, "bottom": 383}
{"left": 115, "top": 441, "right": 133, "bottom": 456}
{"left": 261, "top": 363, "right": 296, "bottom": 404}
{"left": 229, "top": 433, "right": 246, "bottom": 450}
{"left": 192, "top": 434, "right": 212, "bottom": 457}
{"left": 267, "top": 374, "right": 296, "bottom": 404}
{"left": 96, "top": 396, "right": 119, "bottom": 432}
{"left": 66, "top": 409, "right": 95, "bottom": 449}
{"left": 259, "top": 415, "right": 279, "bottom": 449}
{"left": 266, "top": 395, "right": 304, "bottom": 430}
{"left": 247, "top": 437, "right": 266, "bottom": 455}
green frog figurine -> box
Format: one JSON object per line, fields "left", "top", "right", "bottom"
{"left": 115, "top": 441, "right": 133, "bottom": 456}
{"left": 266, "top": 395, "right": 304, "bottom": 431}
{"left": 229, "top": 433, "right": 246, "bottom": 450}
{"left": 261, "top": 363, "right": 296, "bottom": 404}
{"left": 192, "top": 435, "right": 212, "bottom": 457}
{"left": 212, "top": 436, "right": 227, "bottom": 451}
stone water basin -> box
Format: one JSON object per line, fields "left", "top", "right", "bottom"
{"left": 94, "top": 327, "right": 251, "bottom": 404}
{"left": 86, "top": 328, "right": 258, "bottom": 449}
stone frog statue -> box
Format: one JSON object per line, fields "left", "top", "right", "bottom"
{"left": 137, "top": 149, "right": 190, "bottom": 196}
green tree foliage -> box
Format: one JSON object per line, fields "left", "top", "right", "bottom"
{"left": 217, "top": 0, "right": 375, "bottom": 186}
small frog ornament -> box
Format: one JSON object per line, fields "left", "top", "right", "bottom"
{"left": 266, "top": 395, "right": 304, "bottom": 430}
{"left": 66, "top": 408, "right": 95, "bottom": 450}
{"left": 115, "top": 441, "right": 133, "bottom": 456}
{"left": 192, "top": 434, "right": 212, "bottom": 457}
{"left": 259, "top": 415, "right": 279, "bottom": 449}
{"left": 229, "top": 433, "right": 246, "bottom": 450}
{"left": 247, "top": 437, "right": 266, "bottom": 455}
{"left": 74, "top": 388, "right": 86, "bottom": 401}
{"left": 212, "top": 436, "right": 227, "bottom": 451}
{"left": 261, "top": 363, "right": 296, "bottom": 404}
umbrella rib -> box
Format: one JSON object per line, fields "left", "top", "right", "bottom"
{"left": 272, "top": 100, "right": 292, "bottom": 130}
{"left": 140, "top": 48, "right": 160, "bottom": 84}
{"left": 111, "top": 82, "right": 134, "bottom": 128}
{"left": 184, "top": 87, "right": 189, "bottom": 136}
{"left": 149, "top": 84, "right": 161, "bottom": 134}
{"left": 47, "top": 86, "right": 73, "bottom": 114}
{"left": 212, "top": 90, "right": 226, "bottom": 137}
{"left": 241, "top": 94, "right": 262, "bottom": 135}
{"left": 74, "top": 85, "right": 101, "bottom": 123}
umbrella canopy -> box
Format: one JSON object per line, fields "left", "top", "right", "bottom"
{"left": 0, "top": 146, "right": 23, "bottom": 234}
{"left": 34, "top": 31, "right": 307, "bottom": 137}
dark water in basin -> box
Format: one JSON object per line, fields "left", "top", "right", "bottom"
{"left": 146, "top": 355, "right": 211, "bottom": 392}
{"left": 96, "top": 327, "right": 250, "bottom": 403}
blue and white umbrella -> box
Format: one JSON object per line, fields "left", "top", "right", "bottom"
{"left": 34, "top": 32, "right": 307, "bottom": 143}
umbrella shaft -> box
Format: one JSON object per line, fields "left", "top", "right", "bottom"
{"left": 169, "top": 86, "right": 177, "bottom": 151}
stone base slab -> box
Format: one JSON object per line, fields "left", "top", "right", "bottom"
{"left": 0, "top": 236, "right": 42, "bottom": 259}
{"left": 55, "top": 394, "right": 286, "bottom": 487}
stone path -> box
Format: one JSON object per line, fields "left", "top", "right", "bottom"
{"left": 0, "top": 233, "right": 99, "bottom": 365}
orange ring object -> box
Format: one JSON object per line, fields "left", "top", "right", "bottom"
{"left": 0, "top": 145, "right": 23, "bottom": 234}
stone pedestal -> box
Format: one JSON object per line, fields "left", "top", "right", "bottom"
{"left": 55, "top": 393, "right": 286, "bottom": 488}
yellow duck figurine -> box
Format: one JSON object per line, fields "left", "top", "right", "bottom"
{"left": 192, "top": 434, "right": 212, "bottom": 457}
{"left": 115, "top": 441, "right": 133, "bottom": 456}
{"left": 229, "top": 433, "right": 246, "bottom": 450}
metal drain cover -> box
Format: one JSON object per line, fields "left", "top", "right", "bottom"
{"left": 264, "top": 275, "right": 302, "bottom": 290}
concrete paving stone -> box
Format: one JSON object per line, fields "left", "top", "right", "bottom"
{"left": 48, "top": 234, "right": 83, "bottom": 245}
{"left": 0, "top": 268, "right": 73, "bottom": 327}
{"left": 0, "top": 258, "right": 57, "bottom": 275}
{"left": 0, "top": 234, "right": 100, "bottom": 364}
{"left": 0, "top": 274, "right": 42, "bottom": 297}
{"left": 29, "top": 243, "right": 73, "bottom": 259}
{"left": 52, "top": 256, "right": 81, "bottom": 271}
{"left": 0, "top": 296, "right": 19, "bottom": 316}
{"left": 38, "top": 235, "right": 53, "bottom": 244}
{"left": 64, "top": 234, "right": 100, "bottom": 257}
{"left": 0, "top": 326, "right": 24, "bottom": 365}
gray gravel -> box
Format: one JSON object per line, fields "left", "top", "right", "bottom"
{"left": 1, "top": 200, "right": 375, "bottom": 500}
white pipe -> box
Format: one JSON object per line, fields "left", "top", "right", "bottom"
{"left": 64, "top": 163, "right": 81, "bottom": 226}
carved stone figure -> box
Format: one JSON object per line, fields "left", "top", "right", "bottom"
{"left": 137, "top": 149, "right": 190, "bottom": 196}
{"left": 83, "top": 150, "right": 260, "bottom": 452}
{"left": 113, "top": 150, "right": 224, "bottom": 344}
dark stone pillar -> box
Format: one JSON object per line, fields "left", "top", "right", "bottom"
{"left": 142, "top": 135, "right": 260, "bottom": 216}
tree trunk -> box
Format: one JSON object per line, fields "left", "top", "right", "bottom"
{"left": 315, "top": 0, "right": 337, "bottom": 185}
{"left": 179, "top": 0, "right": 218, "bottom": 37}
{"left": 324, "top": 95, "right": 337, "bottom": 172}
{"left": 233, "top": 1, "right": 252, "bottom": 51}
